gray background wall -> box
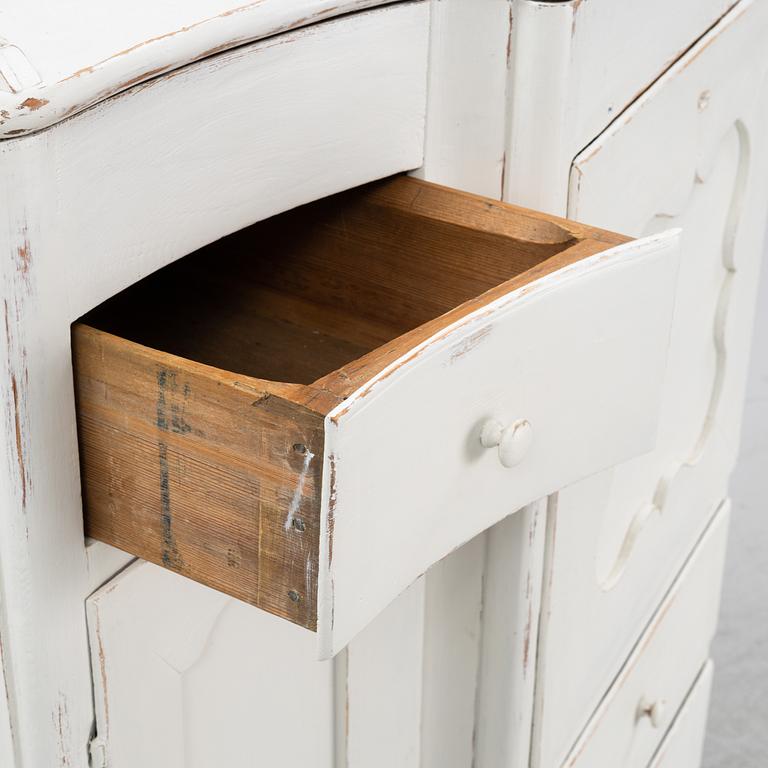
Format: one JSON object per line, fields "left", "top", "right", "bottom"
{"left": 704, "top": 227, "right": 768, "bottom": 767}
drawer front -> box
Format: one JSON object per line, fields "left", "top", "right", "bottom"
{"left": 648, "top": 661, "right": 714, "bottom": 768}
{"left": 321, "top": 232, "right": 678, "bottom": 655}
{"left": 562, "top": 501, "right": 729, "bottom": 768}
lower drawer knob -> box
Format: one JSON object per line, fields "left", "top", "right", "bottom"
{"left": 638, "top": 697, "right": 666, "bottom": 729}
{"left": 479, "top": 418, "right": 533, "bottom": 468}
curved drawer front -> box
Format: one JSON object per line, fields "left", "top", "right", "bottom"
{"left": 73, "top": 176, "right": 679, "bottom": 657}
{"left": 322, "top": 233, "right": 678, "bottom": 655}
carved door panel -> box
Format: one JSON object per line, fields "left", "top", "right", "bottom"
{"left": 87, "top": 562, "right": 335, "bottom": 768}
{"left": 532, "top": 3, "right": 768, "bottom": 768}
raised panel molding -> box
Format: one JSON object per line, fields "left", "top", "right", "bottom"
{"left": 533, "top": 4, "right": 768, "bottom": 767}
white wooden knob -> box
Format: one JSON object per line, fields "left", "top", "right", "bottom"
{"left": 638, "top": 697, "right": 666, "bottom": 729}
{"left": 479, "top": 418, "right": 533, "bottom": 468}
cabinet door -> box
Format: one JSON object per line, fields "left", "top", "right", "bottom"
{"left": 532, "top": 3, "right": 768, "bottom": 768}
{"left": 87, "top": 563, "right": 335, "bottom": 768}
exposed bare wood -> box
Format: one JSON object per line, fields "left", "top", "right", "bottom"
{"left": 73, "top": 324, "right": 327, "bottom": 628}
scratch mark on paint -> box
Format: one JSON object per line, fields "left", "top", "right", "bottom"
{"left": 285, "top": 448, "right": 314, "bottom": 531}
{"left": 306, "top": 556, "right": 314, "bottom": 618}
{"left": 17, "top": 97, "right": 48, "bottom": 112}
{"left": 57, "top": 0, "right": 370, "bottom": 85}
{"left": 529, "top": 509, "right": 538, "bottom": 545}
{"left": 109, "top": 66, "right": 167, "bottom": 94}
{"left": 327, "top": 453, "right": 338, "bottom": 566}
{"left": 94, "top": 609, "right": 110, "bottom": 734}
{"left": 9, "top": 375, "right": 26, "bottom": 509}
{"left": 522, "top": 573, "right": 532, "bottom": 677}
{"left": 499, "top": 151, "right": 507, "bottom": 201}
{"left": 0, "top": 630, "right": 16, "bottom": 751}
{"left": 59, "top": 3, "right": 264, "bottom": 82}
{"left": 446, "top": 325, "right": 492, "bottom": 365}
{"left": 16, "top": 240, "right": 31, "bottom": 279}
{"left": 4, "top": 300, "right": 30, "bottom": 515}
{"left": 53, "top": 692, "right": 71, "bottom": 766}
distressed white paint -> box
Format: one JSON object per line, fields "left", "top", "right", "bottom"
{"left": 87, "top": 562, "right": 334, "bottom": 768}
{"left": 532, "top": 4, "right": 768, "bottom": 766}
{"left": 414, "top": 0, "right": 510, "bottom": 197}
{"left": 0, "top": 0, "right": 759, "bottom": 764}
{"left": 560, "top": 501, "right": 730, "bottom": 768}
{"left": 344, "top": 5, "right": 512, "bottom": 764}
{"left": 344, "top": 0, "right": 510, "bottom": 768}
{"left": 505, "top": 0, "right": 739, "bottom": 216}
{"left": 342, "top": 578, "right": 426, "bottom": 768}
{"left": 419, "top": 534, "right": 486, "bottom": 768}
{"left": 415, "top": 7, "right": 515, "bottom": 765}
{"left": 473, "top": 500, "right": 547, "bottom": 768}
{"left": 649, "top": 661, "right": 715, "bottom": 768}
{"left": 0, "top": 6, "right": 428, "bottom": 766}
{"left": 319, "top": 231, "right": 681, "bottom": 657}
{"left": 0, "top": 0, "right": 399, "bottom": 136}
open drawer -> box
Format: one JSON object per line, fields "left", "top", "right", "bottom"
{"left": 72, "top": 176, "right": 679, "bottom": 657}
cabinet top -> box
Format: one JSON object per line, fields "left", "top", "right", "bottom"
{"left": 0, "top": 0, "right": 390, "bottom": 138}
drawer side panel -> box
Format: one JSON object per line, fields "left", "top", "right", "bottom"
{"left": 74, "top": 325, "right": 324, "bottom": 629}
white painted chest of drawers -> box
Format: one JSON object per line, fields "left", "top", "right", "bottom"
{"left": 0, "top": 1, "right": 765, "bottom": 767}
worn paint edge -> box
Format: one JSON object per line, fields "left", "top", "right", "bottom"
{"left": 0, "top": 0, "right": 428, "bottom": 138}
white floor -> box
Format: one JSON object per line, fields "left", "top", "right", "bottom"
{"left": 703, "top": 227, "right": 768, "bottom": 767}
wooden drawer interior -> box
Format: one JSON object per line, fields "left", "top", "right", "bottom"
{"left": 79, "top": 176, "right": 627, "bottom": 391}
{"left": 72, "top": 175, "right": 631, "bottom": 632}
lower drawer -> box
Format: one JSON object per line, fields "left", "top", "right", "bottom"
{"left": 647, "top": 661, "right": 714, "bottom": 768}
{"left": 562, "top": 500, "right": 729, "bottom": 768}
